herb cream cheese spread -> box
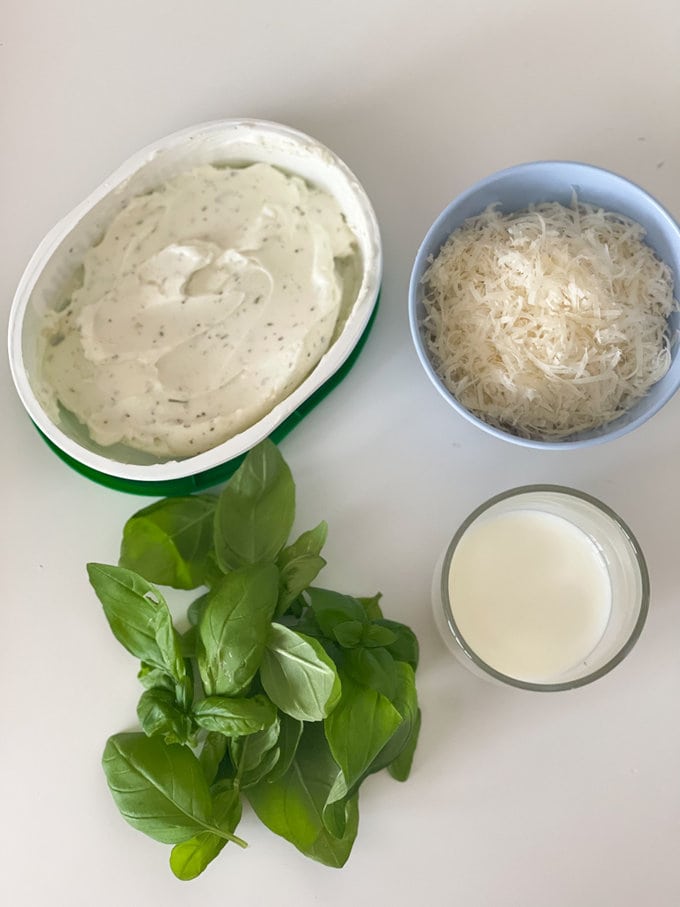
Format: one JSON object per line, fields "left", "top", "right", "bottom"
{"left": 40, "top": 162, "right": 359, "bottom": 458}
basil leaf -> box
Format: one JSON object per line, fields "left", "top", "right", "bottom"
{"left": 102, "top": 733, "right": 246, "bottom": 846}
{"left": 306, "top": 794, "right": 358, "bottom": 868}
{"left": 358, "top": 592, "right": 383, "bottom": 620}
{"left": 200, "top": 732, "right": 229, "bottom": 785}
{"left": 323, "top": 673, "right": 402, "bottom": 793}
{"left": 276, "top": 522, "right": 328, "bottom": 615}
{"left": 139, "top": 660, "right": 194, "bottom": 713}
{"left": 197, "top": 563, "right": 278, "bottom": 696}
{"left": 230, "top": 715, "right": 281, "bottom": 788}
{"left": 170, "top": 781, "right": 242, "bottom": 880}
{"left": 193, "top": 694, "right": 277, "bottom": 737}
{"left": 247, "top": 724, "right": 358, "bottom": 867}
{"left": 265, "top": 713, "right": 303, "bottom": 783}
{"left": 306, "top": 587, "right": 368, "bottom": 637}
{"left": 389, "top": 707, "right": 421, "bottom": 782}
{"left": 343, "top": 646, "right": 399, "bottom": 699}
{"left": 179, "top": 626, "right": 197, "bottom": 659}
{"left": 366, "top": 662, "right": 418, "bottom": 776}
{"left": 170, "top": 830, "right": 226, "bottom": 881}
{"left": 260, "top": 624, "right": 341, "bottom": 721}
{"left": 277, "top": 555, "right": 326, "bottom": 617}
{"left": 137, "top": 662, "right": 175, "bottom": 692}
{"left": 212, "top": 779, "right": 242, "bottom": 824}
{"left": 87, "top": 563, "right": 186, "bottom": 685}
{"left": 361, "top": 624, "right": 397, "bottom": 648}
{"left": 321, "top": 672, "right": 402, "bottom": 838}
{"left": 321, "top": 779, "right": 354, "bottom": 839}
{"left": 137, "top": 688, "right": 194, "bottom": 745}
{"left": 119, "top": 496, "right": 217, "bottom": 590}
{"left": 375, "top": 619, "right": 419, "bottom": 670}
{"left": 214, "top": 440, "right": 295, "bottom": 571}
{"left": 280, "top": 522, "right": 327, "bottom": 563}
{"left": 187, "top": 592, "right": 210, "bottom": 627}
{"left": 240, "top": 743, "right": 280, "bottom": 789}
{"left": 331, "top": 620, "right": 365, "bottom": 648}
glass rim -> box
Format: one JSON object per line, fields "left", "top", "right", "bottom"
{"left": 440, "top": 484, "right": 650, "bottom": 692}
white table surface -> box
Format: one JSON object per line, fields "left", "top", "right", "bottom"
{"left": 3, "top": 1, "right": 680, "bottom": 904}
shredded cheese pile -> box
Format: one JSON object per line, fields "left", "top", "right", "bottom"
{"left": 421, "top": 200, "right": 677, "bottom": 439}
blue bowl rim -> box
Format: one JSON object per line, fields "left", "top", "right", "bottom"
{"left": 408, "top": 160, "right": 680, "bottom": 450}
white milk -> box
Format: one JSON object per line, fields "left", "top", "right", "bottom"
{"left": 447, "top": 509, "right": 612, "bottom": 683}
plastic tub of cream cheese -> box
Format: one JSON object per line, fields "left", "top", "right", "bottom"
{"left": 8, "top": 119, "right": 382, "bottom": 494}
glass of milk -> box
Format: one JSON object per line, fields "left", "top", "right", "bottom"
{"left": 432, "top": 486, "right": 649, "bottom": 690}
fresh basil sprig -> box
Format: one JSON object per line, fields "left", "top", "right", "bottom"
{"left": 87, "top": 439, "right": 421, "bottom": 879}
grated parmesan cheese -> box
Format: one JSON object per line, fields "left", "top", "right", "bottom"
{"left": 421, "top": 200, "right": 677, "bottom": 439}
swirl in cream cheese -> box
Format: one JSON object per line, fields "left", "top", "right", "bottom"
{"left": 40, "top": 162, "right": 359, "bottom": 458}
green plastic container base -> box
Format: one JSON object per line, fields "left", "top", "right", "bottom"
{"left": 35, "top": 296, "right": 379, "bottom": 495}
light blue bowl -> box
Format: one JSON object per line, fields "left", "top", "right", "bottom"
{"left": 408, "top": 161, "right": 680, "bottom": 449}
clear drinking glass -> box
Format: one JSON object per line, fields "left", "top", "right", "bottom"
{"left": 432, "top": 485, "right": 650, "bottom": 691}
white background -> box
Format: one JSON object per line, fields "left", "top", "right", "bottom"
{"left": 3, "top": 1, "right": 680, "bottom": 904}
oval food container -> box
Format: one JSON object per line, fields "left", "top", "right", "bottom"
{"left": 8, "top": 119, "right": 382, "bottom": 493}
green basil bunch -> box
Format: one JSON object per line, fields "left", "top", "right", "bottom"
{"left": 88, "top": 440, "right": 421, "bottom": 880}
